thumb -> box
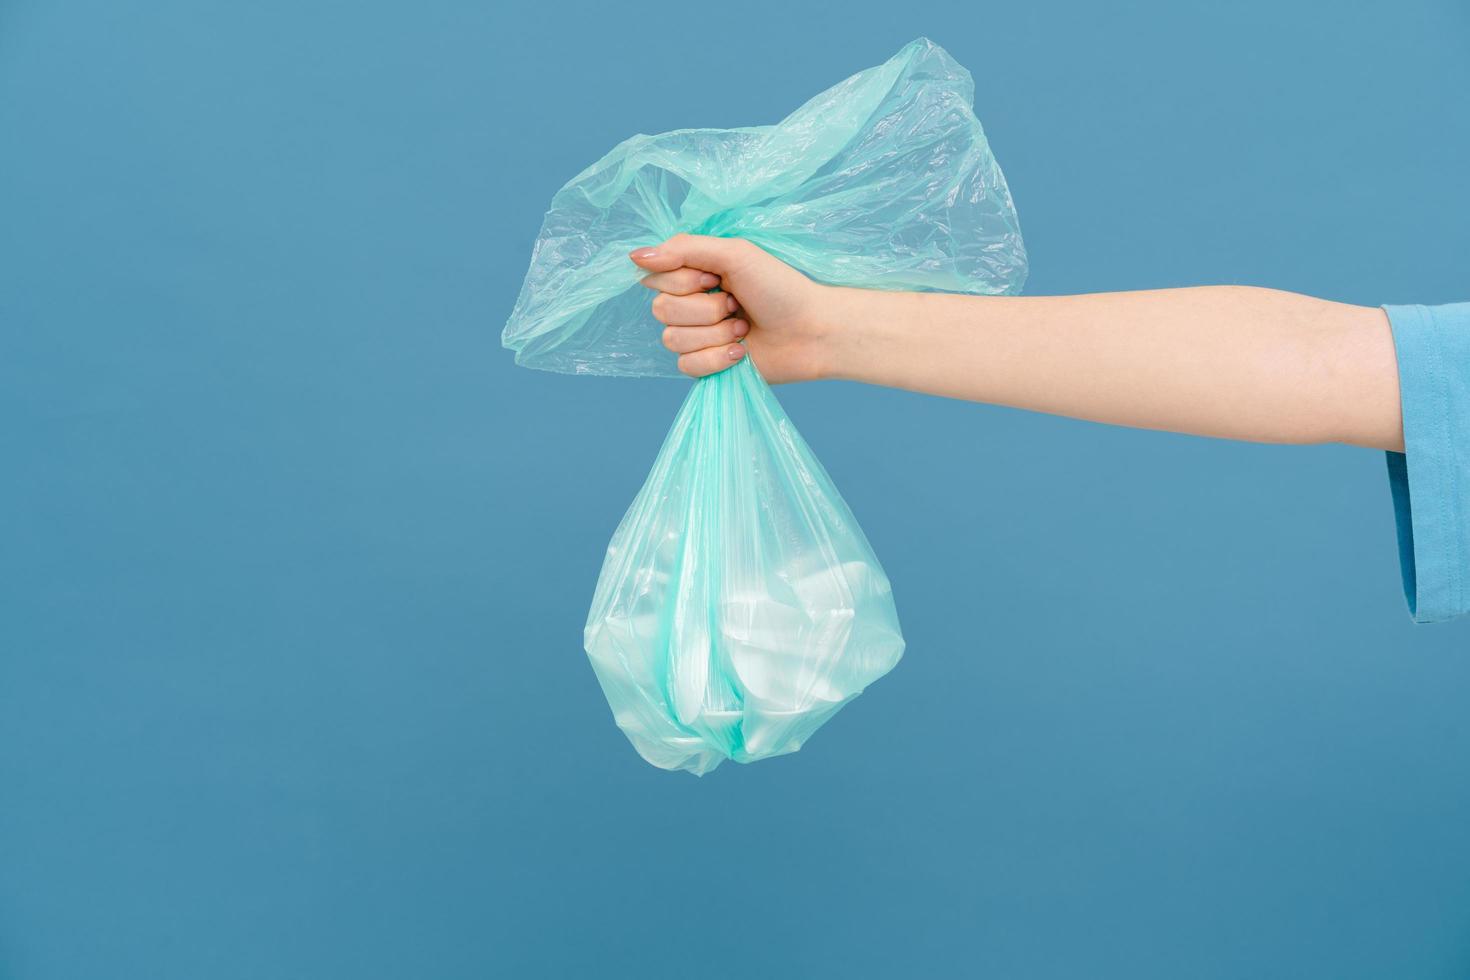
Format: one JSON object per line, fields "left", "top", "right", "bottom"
{"left": 628, "top": 233, "right": 754, "bottom": 277}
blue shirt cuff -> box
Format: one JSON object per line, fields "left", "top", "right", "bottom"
{"left": 1383, "top": 302, "right": 1470, "bottom": 623}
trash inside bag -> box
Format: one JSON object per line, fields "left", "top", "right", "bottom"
{"left": 584, "top": 357, "right": 906, "bottom": 775}
{"left": 503, "top": 38, "right": 1027, "bottom": 773}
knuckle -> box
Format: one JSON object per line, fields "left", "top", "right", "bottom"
{"left": 727, "top": 237, "right": 758, "bottom": 271}
{"left": 650, "top": 294, "right": 668, "bottom": 320}
{"left": 676, "top": 354, "right": 697, "bottom": 377}
{"left": 660, "top": 326, "right": 677, "bottom": 351}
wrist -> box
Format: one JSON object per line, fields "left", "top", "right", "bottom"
{"left": 814, "top": 284, "right": 891, "bottom": 384}
{"left": 794, "top": 284, "right": 856, "bottom": 382}
{"left": 795, "top": 284, "right": 837, "bottom": 381}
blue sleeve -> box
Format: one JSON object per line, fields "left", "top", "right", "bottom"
{"left": 1383, "top": 302, "right": 1470, "bottom": 623}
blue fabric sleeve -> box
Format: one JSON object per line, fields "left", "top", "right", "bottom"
{"left": 1383, "top": 302, "right": 1470, "bottom": 623}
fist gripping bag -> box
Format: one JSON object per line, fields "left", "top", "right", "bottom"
{"left": 503, "top": 38, "right": 1026, "bottom": 773}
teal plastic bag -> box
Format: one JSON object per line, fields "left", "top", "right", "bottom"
{"left": 504, "top": 38, "right": 1026, "bottom": 773}
{"left": 504, "top": 38, "right": 1026, "bottom": 377}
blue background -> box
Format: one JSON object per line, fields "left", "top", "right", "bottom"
{"left": 3, "top": 1, "right": 1469, "bottom": 976}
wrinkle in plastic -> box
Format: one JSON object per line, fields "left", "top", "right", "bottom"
{"left": 504, "top": 38, "right": 1026, "bottom": 773}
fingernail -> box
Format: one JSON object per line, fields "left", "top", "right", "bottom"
{"left": 732, "top": 319, "right": 749, "bottom": 338}
{"left": 630, "top": 247, "right": 658, "bottom": 261}
{"left": 699, "top": 273, "right": 719, "bottom": 289}
{"left": 725, "top": 294, "right": 737, "bottom": 313}
{"left": 728, "top": 345, "right": 745, "bottom": 361}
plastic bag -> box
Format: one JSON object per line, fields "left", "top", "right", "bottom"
{"left": 504, "top": 38, "right": 1026, "bottom": 773}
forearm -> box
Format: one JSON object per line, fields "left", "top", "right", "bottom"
{"left": 821, "top": 285, "right": 1404, "bottom": 451}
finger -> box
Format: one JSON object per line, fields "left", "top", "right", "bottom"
{"left": 651, "top": 290, "right": 738, "bottom": 327}
{"left": 630, "top": 233, "right": 757, "bottom": 277}
{"left": 661, "top": 318, "right": 749, "bottom": 355}
{"left": 677, "top": 343, "right": 747, "bottom": 378}
{"left": 639, "top": 268, "right": 721, "bottom": 296}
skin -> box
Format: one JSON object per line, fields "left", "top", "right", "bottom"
{"left": 631, "top": 234, "right": 1405, "bottom": 453}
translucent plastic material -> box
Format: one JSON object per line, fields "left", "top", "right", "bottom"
{"left": 504, "top": 37, "right": 1027, "bottom": 377}
{"left": 503, "top": 38, "right": 1026, "bottom": 773}
{"left": 584, "top": 357, "right": 905, "bottom": 774}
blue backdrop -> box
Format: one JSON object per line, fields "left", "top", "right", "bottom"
{"left": 3, "top": 1, "right": 1469, "bottom": 977}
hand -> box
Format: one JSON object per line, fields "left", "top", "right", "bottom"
{"left": 630, "top": 234, "right": 829, "bottom": 383}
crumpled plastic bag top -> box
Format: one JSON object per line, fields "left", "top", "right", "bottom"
{"left": 503, "top": 37, "right": 1027, "bottom": 377}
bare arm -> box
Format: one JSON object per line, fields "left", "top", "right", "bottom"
{"left": 630, "top": 236, "right": 1404, "bottom": 452}
{"left": 824, "top": 284, "right": 1401, "bottom": 450}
